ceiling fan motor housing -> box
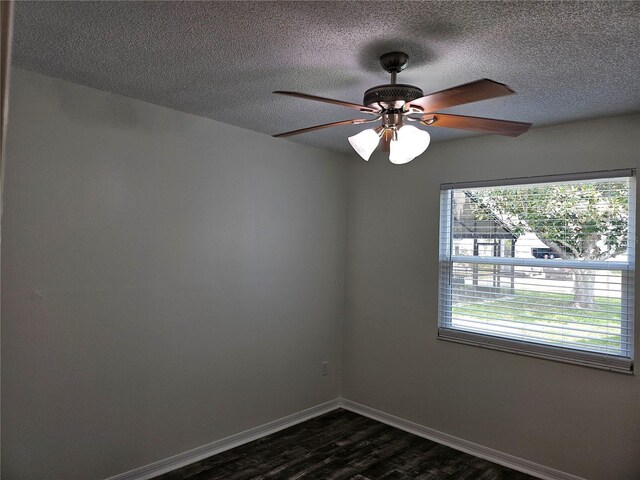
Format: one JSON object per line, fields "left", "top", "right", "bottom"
{"left": 363, "top": 84, "right": 424, "bottom": 111}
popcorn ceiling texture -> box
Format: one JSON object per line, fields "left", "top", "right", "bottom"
{"left": 12, "top": 1, "right": 640, "bottom": 153}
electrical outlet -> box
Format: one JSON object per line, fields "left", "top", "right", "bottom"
{"left": 321, "top": 361, "right": 328, "bottom": 376}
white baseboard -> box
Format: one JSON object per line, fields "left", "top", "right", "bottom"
{"left": 106, "top": 397, "right": 584, "bottom": 480}
{"left": 105, "top": 399, "right": 341, "bottom": 480}
{"left": 339, "top": 398, "right": 585, "bottom": 480}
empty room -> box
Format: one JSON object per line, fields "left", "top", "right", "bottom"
{"left": 1, "top": 1, "right": 639, "bottom": 479}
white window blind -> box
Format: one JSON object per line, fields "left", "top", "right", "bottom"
{"left": 438, "top": 170, "right": 635, "bottom": 373}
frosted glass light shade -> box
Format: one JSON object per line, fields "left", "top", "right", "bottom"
{"left": 348, "top": 128, "right": 380, "bottom": 161}
{"left": 389, "top": 125, "right": 431, "bottom": 165}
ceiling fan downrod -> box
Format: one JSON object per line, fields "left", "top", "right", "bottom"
{"left": 363, "top": 52, "right": 424, "bottom": 113}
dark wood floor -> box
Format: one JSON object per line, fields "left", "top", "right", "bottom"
{"left": 154, "top": 409, "right": 537, "bottom": 480}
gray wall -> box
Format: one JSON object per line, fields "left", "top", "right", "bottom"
{"left": 1, "top": 69, "right": 347, "bottom": 479}
{"left": 4, "top": 67, "right": 640, "bottom": 480}
{"left": 343, "top": 114, "right": 640, "bottom": 480}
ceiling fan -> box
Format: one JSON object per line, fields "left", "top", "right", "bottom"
{"left": 273, "top": 52, "right": 532, "bottom": 164}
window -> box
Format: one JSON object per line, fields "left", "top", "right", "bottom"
{"left": 438, "top": 170, "right": 635, "bottom": 373}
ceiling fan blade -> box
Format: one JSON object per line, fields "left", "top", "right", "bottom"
{"left": 274, "top": 91, "right": 379, "bottom": 114}
{"left": 422, "top": 113, "right": 531, "bottom": 137}
{"left": 273, "top": 118, "right": 371, "bottom": 138}
{"left": 409, "top": 79, "right": 515, "bottom": 113}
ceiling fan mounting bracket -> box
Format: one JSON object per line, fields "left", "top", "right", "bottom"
{"left": 380, "top": 51, "right": 409, "bottom": 74}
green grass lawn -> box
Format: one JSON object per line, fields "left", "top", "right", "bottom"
{"left": 452, "top": 289, "right": 624, "bottom": 352}
{"left": 454, "top": 290, "right": 621, "bottom": 325}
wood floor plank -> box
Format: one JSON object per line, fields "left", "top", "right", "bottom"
{"left": 153, "top": 409, "right": 537, "bottom": 480}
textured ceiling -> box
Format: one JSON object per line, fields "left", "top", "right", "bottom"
{"left": 12, "top": 1, "right": 640, "bottom": 153}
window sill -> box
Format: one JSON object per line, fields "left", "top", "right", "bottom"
{"left": 438, "top": 327, "right": 634, "bottom": 374}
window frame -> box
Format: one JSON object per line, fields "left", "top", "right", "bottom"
{"left": 438, "top": 169, "right": 635, "bottom": 374}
